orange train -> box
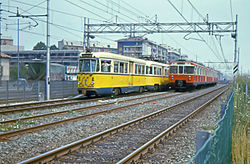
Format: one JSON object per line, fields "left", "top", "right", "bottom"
{"left": 169, "top": 60, "right": 218, "bottom": 90}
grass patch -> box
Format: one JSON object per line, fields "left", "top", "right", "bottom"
{"left": 232, "top": 75, "right": 249, "bottom": 164}
{"left": 19, "top": 112, "right": 33, "bottom": 117}
{"left": 0, "top": 120, "right": 37, "bottom": 132}
{"left": 201, "top": 125, "right": 217, "bottom": 131}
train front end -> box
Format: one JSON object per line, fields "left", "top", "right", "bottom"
{"left": 169, "top": 60, "right": 195, "bottom": 90}
{"left": 78, "top": 53, "right": 99, "bottom": 97}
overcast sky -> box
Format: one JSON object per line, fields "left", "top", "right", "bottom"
{"left": 1, "top": 0, "right": 249, "bottom": 76}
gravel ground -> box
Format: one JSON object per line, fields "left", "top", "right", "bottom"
{"left": 142, "top": 86, "right": 231, "bottom": 163}
{"left": 0, "top": 91, "right": 172, "bottom": 122}
{"left": 0, "top": 85, "right": 227, "bottom": 163}
{"left": 56, "top": 87, "right": 225, "bottom": 163}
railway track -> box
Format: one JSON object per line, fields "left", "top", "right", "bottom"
{"left": 18, "top": 85, "right": 228, "bottom": 164}
{"left": 0, "top": 92, "right": 182, "bottom": 140}
{"left": 0, "top": 91, "right": 172, "bottom": 114}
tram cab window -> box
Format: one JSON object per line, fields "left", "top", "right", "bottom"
{"left": 79, "top": 59, "right": 97, "bottom": 72}
{"left": 125, "top": 63, "right": 128, "bottom": 73}
{"left": 114, "top": 61, "right": 119, "bottom": 73}
{"left": 179, "top": 66, "right": 183, "bottom": 74}
{"left": 169, "top": 66, "right": 177, "bottom": 74}
{"left": 101, "top": 60, "right": 111, "bottom": 72}
{"left": 184, "top": 66, "right": 194, "bottom": 74}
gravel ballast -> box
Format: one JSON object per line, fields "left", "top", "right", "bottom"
{"left": 0, "top": 85, "right": 229, "bottom": 163}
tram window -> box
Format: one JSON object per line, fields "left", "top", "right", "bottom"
{"left": 101, "top": 60, "right": 111, "bottom": 72}
{"left": 184, "top": 66, "right": 194, "bottom": 74}
{"left": 169, "top": 66, "right": 177, "bottom": 74}
{"left": 142, "top": 65, "right": 145, "bottom": 74}
{"left": 159, "top": 68, "right": 162, "bottom": 75}
{"left": 135, "top": 64, "right": 138, "bottom": 74}
{"left": 79, "top": 59, "right": 97, "bottom": 72}
{"left": 138, "top": 65, "right": 141, "bottom": 74}
{"left": 146, "top": 66, "right": 149, "bottom": 74}
{"left": 154, "top": 67, "right": 157, "bottom": 75}
{"left": 120, "top": 62, "right": 124, "bottom": 73}
{"left": 149, "top": 67, "right": 153, "bottom": 74}
{"left": 114, "top": 61, "right": 119, "bottom": 73}
{"left": 179, "top": 66, "right": 183, "bottom": 74}
{"left": 125, "top": 63, "right": 128, "bottom": 73}
{"left": 96, "top": 60, "right": 100, "bottom": 72}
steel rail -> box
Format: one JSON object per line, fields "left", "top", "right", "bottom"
{"left": 0, "top": 97, "right": 76, "bottom": 110}
{"left": 0, "top": 92, "right": 181, "bottom": 139}
{"left": 0, "top": 92, "right": 170, "bottom": 114}
{"left": 117, "top": 88, "right": 227, "bottom": 163}
{"left": 0, "top": 92, "right": 177, "bottom": 124}
{"left": 18, "top": 85, "right": 226, "bottom": 164}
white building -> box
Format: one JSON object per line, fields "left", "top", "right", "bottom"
{"left": 0, "top": 52, "right": 11, "bottom": 81}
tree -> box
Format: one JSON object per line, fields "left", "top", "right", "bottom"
{"left": 33, "top": 41, "right": 46, "bottom": 50}
{"left": 50, "top": 44, "right": 59, "bottom": 50}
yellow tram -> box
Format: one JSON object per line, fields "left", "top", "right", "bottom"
{"left": 77, "top": 52, "right": 169, "bottom": 97}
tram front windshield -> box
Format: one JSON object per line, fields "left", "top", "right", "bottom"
{"left": 79, "top": 59, "right": 98, "bottom": 72}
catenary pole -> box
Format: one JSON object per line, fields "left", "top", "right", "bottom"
{"left": 46, "top": 0, "right": 50, "bottom": 100}
{"left": 17, "top": 18, "right": 20, "bottom": 80}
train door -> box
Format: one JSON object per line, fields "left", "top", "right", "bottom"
{"left": 129, "top": 61, "right": 134, "bottom": 86}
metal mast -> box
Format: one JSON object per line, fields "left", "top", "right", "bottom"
{"left": 46, "top": 0, "right": 50, "bottom": 100}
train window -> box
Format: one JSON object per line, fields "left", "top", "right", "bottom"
{"left": 179, "top": 66, "right": 183, "bottom": 74}
{"left": 114, "top": 61, "right": 119, "bottom": 73}
{"left": 101, "top": 60, "right": 111, "bottom": 72}
{"left": 170, "top": 66, "right": 177, "bottom": 74}
{"left": 184, "top": 66, "right": 194, "bottom": 74}
{"left": 120, "top": 62, "right": 124, "bottom": 73}
{"left": 125, "top": 63, "right": 128, "bottom": 73}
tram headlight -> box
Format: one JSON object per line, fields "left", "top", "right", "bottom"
{"left": 188, "top": 76, "right": 191, "bottom": 81}
{"left": 171, "top": 75, "right": 173, "bottom": 80}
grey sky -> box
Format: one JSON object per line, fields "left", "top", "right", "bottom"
{"left": 1, "top": 0, "right": 249, "bottom": 75}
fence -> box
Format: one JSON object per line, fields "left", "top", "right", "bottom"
{"left": 0, "top": 80, "right": 78, "bottom": 105}
{"left": 190, "top": 90, "right": 234, "bottom": 164}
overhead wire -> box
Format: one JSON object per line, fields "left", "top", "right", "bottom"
{"left": 63, "top": 0, "right": 112, "bottom": 23}
{"left": 229, "top": 0, "right": 233, "bottom": 22}
{"left": 167, "top": 0, "right": 223, "bottom": 62}
{"left": 20, "top": 0, "right": 47, "bottom": 15}
{"left": 8, "top": 0, "right": 105, "bottom": 22}
{"left": 92, "top": 0, "right": 136, "bottom": 23}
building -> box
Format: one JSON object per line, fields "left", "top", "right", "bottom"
{"left": 3, "top": 50, "right": 80, "bottom": 67}
{"left": 117, "top": 37, "right": 181, "bottom": 64}
{"left": 0, "top": 52, "right": 11, "bottom": 81}
{"left": 0, "top": 36, "right": 24, "bottom": 51}
{"left": 58, "top": 39, "right": 117, "bottom": 53}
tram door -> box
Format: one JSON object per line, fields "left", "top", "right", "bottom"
{"left": 129, "top": 61, "right": 134, "bottom": 86}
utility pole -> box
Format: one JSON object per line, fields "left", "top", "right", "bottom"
{"left": 17, "top": 18, "right": 19, "bottom": 80}
{"left": 9, "top": 2, "right": 47, "bottom": 98}
{"left": 46, "top": 0, "right": 50, "bottom": 100}
{"left": 0, "top": 3, "right": 2, "bottom": 55}
{"left": 83, "top": 17, "right": 86, "bottom": 52}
